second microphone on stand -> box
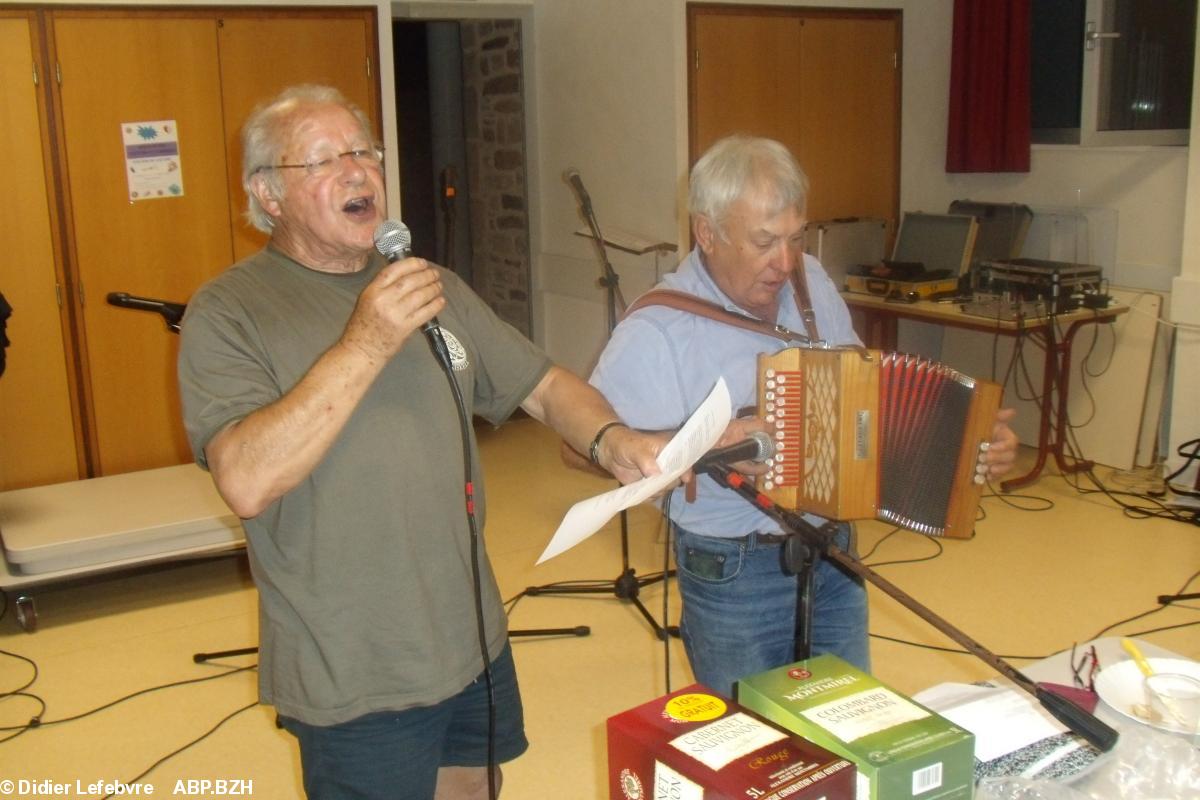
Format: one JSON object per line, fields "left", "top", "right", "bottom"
{"left": 693, "top": 431, "right": 775, "bottom": 473}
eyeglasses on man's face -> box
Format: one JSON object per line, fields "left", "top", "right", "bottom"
{"left": 256, "top": 146, "right": 385, "bottom": 180}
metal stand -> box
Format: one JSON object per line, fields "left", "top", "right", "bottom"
{"left": 697, "top": 461, "right": 1119, "bottom": 753}
{"left": 525, "top": 508, "right": 678, "bottom": 640}
{"left": 108, "top": 292, "right": 261, "bottom": 663}
{"left": 522, "top": 172, "right": 679, "bottom": 641}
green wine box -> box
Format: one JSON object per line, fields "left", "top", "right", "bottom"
{"left": 737, "top": 655, "right": 974, "bottom": 800}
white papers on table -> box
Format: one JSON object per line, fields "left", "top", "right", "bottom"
{"left": 536, "top": 378, "right": 732, "bottom": 565}
{"left": 914, "top": 682, "right": 1065, "bottom": 762}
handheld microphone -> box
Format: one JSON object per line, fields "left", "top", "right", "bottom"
{"left": 373, "top": 219, "right": 452, "bottom": 368}
{"left": 563, "top": 168, "right": 593, "bottom": 214}
{"left": 373, "top": 219, "right": 440, "bottom": 335}
{"left": 693, "top": 431, "right": 776, "bottom": 472}
{"left": 373, "top": 218, "right": 414, "bottom": 262}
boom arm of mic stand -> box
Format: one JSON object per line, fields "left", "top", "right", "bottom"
{"left": 106, "top": 292, "right": 186, "bottom": 333}
{"left": 696, "top": 462, "right": 1120, "bottom": 753}
{"left": 567, "top": 183, "right": 626, "bottom": 325}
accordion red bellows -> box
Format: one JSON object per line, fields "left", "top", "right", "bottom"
{"left": 757, "top": 347, "right": 1002, "bottom": 538}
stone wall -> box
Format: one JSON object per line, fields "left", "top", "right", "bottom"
{"left": 460, "top": 20, "right": 531, "bottom": 336}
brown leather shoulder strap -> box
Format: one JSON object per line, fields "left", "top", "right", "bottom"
{"left": 790, "top": 261, "right": 822, "bottom": 343}
{"left": 624, "top": 288, "right": 812, "bottom": 345}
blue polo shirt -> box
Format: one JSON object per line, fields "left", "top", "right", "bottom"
{"left": 590, "top": 247, "right": 861, "bottom": 536}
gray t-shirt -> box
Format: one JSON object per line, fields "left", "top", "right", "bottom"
{"left": 178, "top": 247, "right": 550, "bottom": 725}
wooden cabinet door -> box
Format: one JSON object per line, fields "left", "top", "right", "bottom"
{"left": 691, "top": 12, "right": 806, "bottom": 159}
{"left": 0, "top": 13, "right": 81, "bottom": 490}
{"left": 217, "top": 12, "right": 379, "bottom": 261}
{"left": 795, "top": 15, "right": 899, "bottom": 228}
{"left": 689, "top": 8, "right": 900, "bottom": 235}
{"left": 50, "top": 13, "right": 234, "bottom": 476}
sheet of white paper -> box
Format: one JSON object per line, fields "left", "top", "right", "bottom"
{"left": 536, "top": 378, "right": 732, "bottom": 565}
{"left": 915, "top": 683, "right": 1065, "bottom": 762}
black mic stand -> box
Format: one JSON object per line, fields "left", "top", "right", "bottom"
{"left": 106, "top": 292, "right": 258, "bottom": 663}
{"left": 696, "top": 461, "right": 1120, "bottom": 753}
{"left": 522, "top": 172, "right": 679, "bottom": 641}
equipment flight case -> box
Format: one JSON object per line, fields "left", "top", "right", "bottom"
{"left": 844, "top": 211, "right": 978, "bottom": 302}
{"left": 974, "top": 258, "right": 1104, "bottom": 314}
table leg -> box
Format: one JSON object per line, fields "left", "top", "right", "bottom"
{"left": 1001, "top": 329, "right": 1054, "bottom": 492}
{"left": 852, "top": 307, "right": 897, "bottom": 351}
{"left": 1001, "top": 318, "right": 1099, "bottom": 491}
{"left": 1050, "top": 319, "right": 1095, "bottom": 477}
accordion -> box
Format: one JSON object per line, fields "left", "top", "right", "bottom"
{"left": 756, "top": 347, "right": 1002, "bottom": 538}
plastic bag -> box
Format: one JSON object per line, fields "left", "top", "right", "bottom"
{"left": 977, "top": 725, "right": 1200, "bottom": 800}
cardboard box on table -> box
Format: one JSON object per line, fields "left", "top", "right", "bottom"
{"left": 607, "top": 684, "right": 855, "bottom": 800}
{"left": 737, "top": 655, "right": 975, "bottom": 800}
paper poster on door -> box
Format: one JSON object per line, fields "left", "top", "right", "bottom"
{"left": 122, "top": 120, "right": 184, "bottom": 202}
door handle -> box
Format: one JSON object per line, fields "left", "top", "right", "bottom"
{"left": 1085, "top": 21, "right": 1121, "bottom": 50}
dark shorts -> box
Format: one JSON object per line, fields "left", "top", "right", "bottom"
{"left": 279, "top": 642, "right": 528, "bottom": 799}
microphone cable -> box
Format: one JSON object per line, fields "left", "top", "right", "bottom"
{"left": 423, "top": 322, "right": 498, "bottom": 800}
{"left": 661, "top": 492, "right": 675, "bottom": 695}
{"left": 375, "top": 221, "right": 497, "bottom": 796}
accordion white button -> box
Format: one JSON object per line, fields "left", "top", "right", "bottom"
{"left": 973, "top": 474, "right": 986, "bottom": 485}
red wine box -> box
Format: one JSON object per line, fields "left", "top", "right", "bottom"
{"left": 607, "top": 684, "right": 855, "bottom": 799}
{"left": 737, "top": 655, "right": 975, "bottom": 800}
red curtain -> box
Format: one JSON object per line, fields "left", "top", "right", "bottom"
{"left": 946, "top": 0, "right": 1031, "bottom": 173}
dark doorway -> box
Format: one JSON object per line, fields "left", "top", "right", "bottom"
{"left": 392, "top": 20, "right": 471, "bottom": 283}
{"left": 391, "top": 18, "right": 532, "bottom": 337}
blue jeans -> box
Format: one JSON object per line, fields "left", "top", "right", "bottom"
{"left": 673, "top": 525, "right": 870, "bottom": 697}
{"left": 279, "top": 642, "right": 528, "bottom": 799}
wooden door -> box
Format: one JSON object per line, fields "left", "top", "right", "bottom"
{"left": 691, "top": 13, "right": 805, "bottom": 149}
{"left": 0, "top": 12, "right": 82, "bottom": 490}
{"left": 795, "top": 15, "right": 899, "bottom": 226}
{"left": 217, "top": 11, "right": 379, "bottom": 261}
{"left": 689, "top": 6, "right": 901, "bottom": 235}
{"left": 50, "top": 12, "right": 233, "bottom": 476}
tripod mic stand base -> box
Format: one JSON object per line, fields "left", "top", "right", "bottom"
{"left": 510, "top": 626, "right": 590, "bottom": 638}
{"left": 525, "top": 567, "right": 680, "bottom": 640}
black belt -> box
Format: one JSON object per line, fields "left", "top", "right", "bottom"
{"left": 735, "top": 532, "right": 789, "bottom": 545}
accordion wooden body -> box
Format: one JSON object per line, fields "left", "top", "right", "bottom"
{"left": 756, "top": 347, "right": 1002, "bottom": 538}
